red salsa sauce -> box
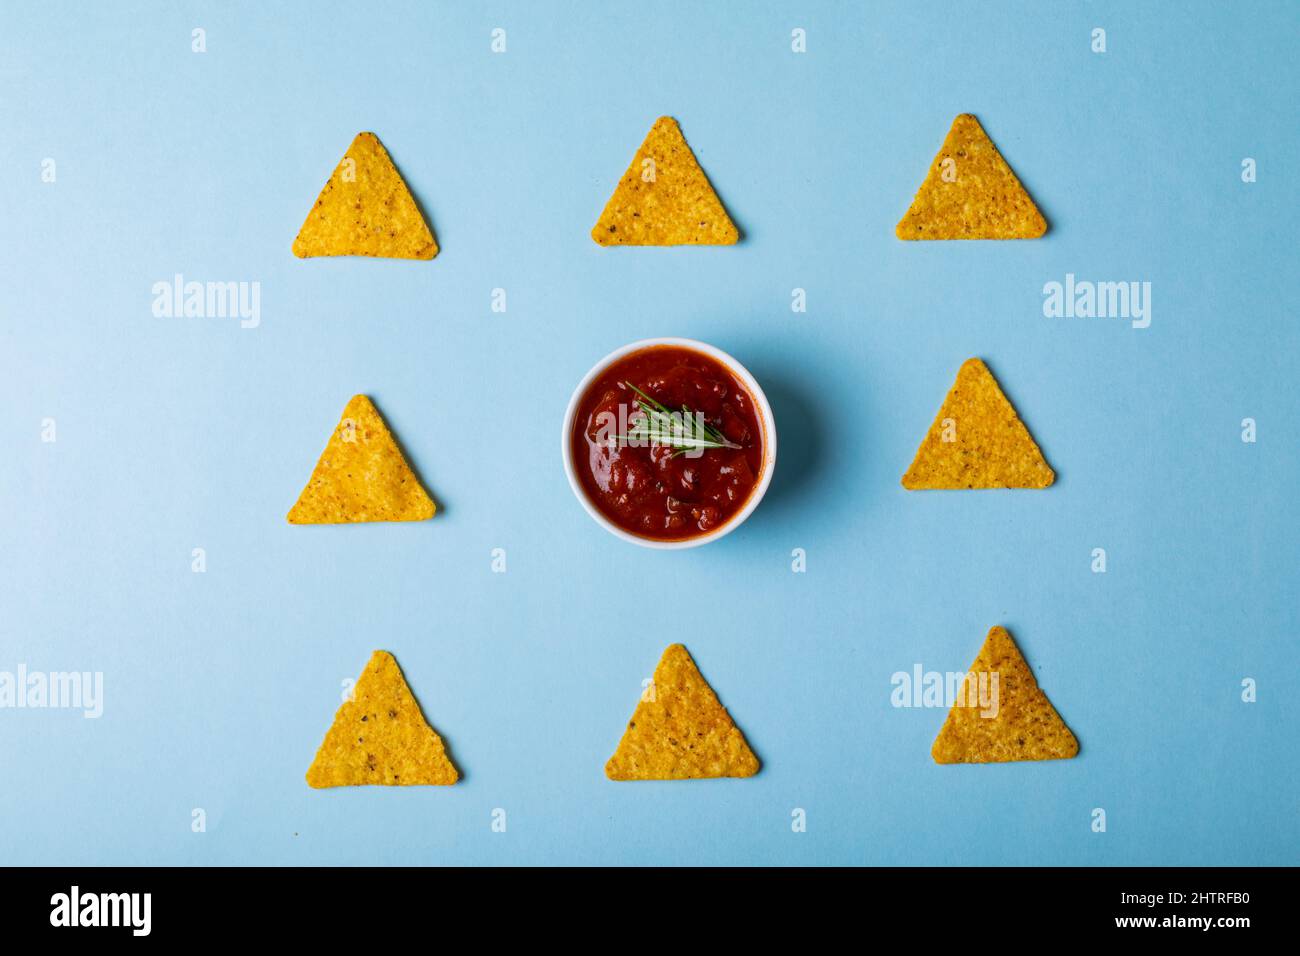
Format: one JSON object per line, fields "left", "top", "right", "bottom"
{"left": 572, "top": 346, "right": 765, "bottom": 540}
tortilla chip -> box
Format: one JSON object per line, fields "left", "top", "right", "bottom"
{"left": 896, "top": 114, "right": 1046, "bottom": 239}
{"left": 605, "top": 644, "right": 759, "bottom": 780}
{"left": 592, "top": 116, "right": 739, "bottom": 246}
{"left": 292, "top": 132, "right": 438, "bottom": 259}
{"left": 306, "top": 651, "right": 459, "bottom": 787}
{"left": 902, "top": 358, "right": 1054, "bottom": 489}
{"left": 287, "top": 394, "right": 436, "bottom": 524}
{"left": 932, "top": 626, "right": 1079, "bottom": 763}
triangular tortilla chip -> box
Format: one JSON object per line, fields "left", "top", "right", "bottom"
{"left": 896, "top": 114, "right": 1046, "bottom": 239}
{"left": 932, "top": 626, "right": 1079, "bottom": 763}
{"left": 902, "top": 358, "right": 1054, "bottom": 489}
{"left": 605, "top": 644, "right": 759, "bottom": 780}
{"left": 287, "top": 394, "right": 436, "bottom": 524}
{"left": 307, "top": 651, "right": 459, "bottom": 787}
{"left": 292, "top": 132, "right": 438, "bottom": 259}
{"left": 591, "top": 116, "right": 739, "bottom": 246}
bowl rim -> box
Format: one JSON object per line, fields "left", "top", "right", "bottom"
{"left": 560, "top": 337, "right": 778, "bottom": 550}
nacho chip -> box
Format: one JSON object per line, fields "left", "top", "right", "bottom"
{"left": 591, "top": 116, "right": 739, "bottom": 246}
{"left": 896, "top": 114, "right": 1046, "bottom": 240}
{"left": 932, "top": 626, "right": 1078, "bottom": 763}
{"left": 306, "top": 650, "right": 459, "bottom": 787}
{"left": 902, "top": 358, "right": 1054, "bottom": 489}
{"left": 292, "top": 132, "right": 438, "bottom": 259}
{"left": 605, "top": 644, "right": 759, "bottom": 780}
{"left": 287, "top": 394, "right": 436, "bottom": 524}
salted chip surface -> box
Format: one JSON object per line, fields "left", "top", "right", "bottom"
{"left": 932, "top": 626, "right": 1078, "bottom": 764}
{"left": 896, "top": 114, "right": 1046, "bottom": 240}
{"left": 292, "top": 132, "right": 438, "bottom": 259}
{"left": 902, "top": 358, "right": 1054, "bottom": 490}
{"left": 605, "top": 644, "right": 759, "bottom": 780}
{"left": 306, "top": 650, "right": 459, "bottom": 787}
{"left": 287, "top": 394, "right": 436, "bottom": 524}
{"left": 591, "top": 116, "right": 739, "bottom": 246}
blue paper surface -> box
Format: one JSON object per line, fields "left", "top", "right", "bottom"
{"left": 0, "top": 1, "right": 1295, "bottom": 865}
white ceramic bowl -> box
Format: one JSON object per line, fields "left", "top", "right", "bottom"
{"left": 561, "top": 337, "right": 777, "bottom": 549}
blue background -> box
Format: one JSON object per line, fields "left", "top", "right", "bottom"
{"left": 1, "top": 0, "right": 1296, "bottom": 866}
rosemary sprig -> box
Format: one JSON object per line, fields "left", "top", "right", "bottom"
{"left": 612, "top": 382, "right": 742, "bottom": 457}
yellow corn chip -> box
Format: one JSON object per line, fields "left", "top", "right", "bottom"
{"left": 902, "top": 358, "right": 1054, "bottom": 490}
{"left": 605, "top": 644, "right": 759, "bottom": 780}
{"left": 896, "top": 114, "right": 1046, "bottom": 240}
{"left": 591, "top": 116, "right": 739, "bottom": 246}
{"left": 292, "top": 132, "right": 438, "bottom": 259}
{"left": 932, "top": 626, "right": 1079, "bottom": 764}
{"left": 307, "top": 650, "right": 459, "bottom": 787}
{"left": 287, "top": 394, "right": 436, "bottom": 524}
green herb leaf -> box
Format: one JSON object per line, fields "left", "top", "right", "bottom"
{"left": 610, "top": 382, "right": 742, "bottom": 456}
